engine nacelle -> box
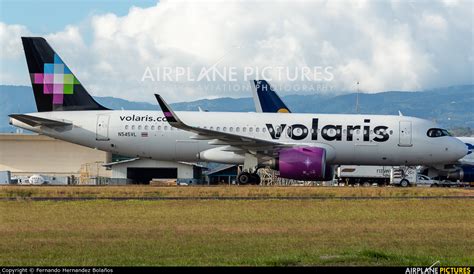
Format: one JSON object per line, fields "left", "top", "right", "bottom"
{"left": 446, "top": 165, "right": 474, "bottom": 182}
{"left": 198, "top": 147, "right": 245, "bottom": 164}
{"left": 271, "top": 147, "right": 328, "bottom": 181}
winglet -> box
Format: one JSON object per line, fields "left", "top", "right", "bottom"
{"left": 154, "top": 94, "right": 180, "bottom": 123}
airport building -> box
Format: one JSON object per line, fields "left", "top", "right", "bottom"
{"left": 103, "top": 158, "right": 204, "bottom": 184}
{"left": 0, "top": 134, "right": 205, "bottom": 184}
{"left": 0, "top": 134, "right": 110, "bottom": 180}
{"left": 206, "top": 164, "right": 238, "bottom": 185}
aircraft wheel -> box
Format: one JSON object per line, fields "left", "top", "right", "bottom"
{"left": 400, "top": 179, "right": 409, "bottom": 187}
{"left": 237, "top": 172, "right": 251, "bottom": 185}
{"left": 250, "top": 173, "right": 261, "bottom": 185}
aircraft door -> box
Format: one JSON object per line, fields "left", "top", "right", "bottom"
{"left": 96, "top": 114, "right": 110, "bottom": 141}
{"left": 398, "top": 121, "right": 412, "bottom": 147}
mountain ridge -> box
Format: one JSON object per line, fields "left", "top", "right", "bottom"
{"left": 1, "top": 84, "right": 472, "bottom": 133}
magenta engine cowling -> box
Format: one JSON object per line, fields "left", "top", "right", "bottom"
{"left": 278, "top": 147, "right": 327, "bottom": 181}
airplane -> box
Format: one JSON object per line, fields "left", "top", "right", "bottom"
{"left": 9, "top": 37, "right": 468, "bottom": 185}
{"left": 249, "top": 79, "right": 474, "bottom": 182}
{"left": 423, "top": 136, "right": 474, "bottom": 182}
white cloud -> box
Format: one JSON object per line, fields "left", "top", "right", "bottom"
{"left": 0, "top": 0, "right": 473, "bottom": 102}
{"left": 0, "top": 22, "right": 30, "bottom": 59}
{"left": 0, "top": 23, "right": 31, "bottom": 84}
{"left": 420, "top": 12, "right": 448, "bottom": 32}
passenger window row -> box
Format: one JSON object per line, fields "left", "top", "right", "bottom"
{"left": 123, "top": 125, "right": 267, "bottom": 133}
{"left": 124, "top": 125, "right": 175, "bottom": 131}
{"left": 199, "top": 126, "right": 267, "bottom": 133}
{"left": 122, "top": 125, "right": 394, "bottom": 136}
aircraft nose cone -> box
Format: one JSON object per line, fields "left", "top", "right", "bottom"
{"left": 450, "top": 138, "right": 468, "bottom": 161}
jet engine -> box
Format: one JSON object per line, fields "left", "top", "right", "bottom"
{"left": 267, "top": 147, "right": 331, "bottom": 181}
{"left": 446, "top": 165, "right": 474, "bottom": 182}
{"left": 198, "top": 146, "right": 245, "bottom": 164}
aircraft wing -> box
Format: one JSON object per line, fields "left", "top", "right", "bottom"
{"left": 9, "top": 114, "right": 72, "bottom": 127}
{"left": 154, "top": 94, "right": 291, "bottom": 157}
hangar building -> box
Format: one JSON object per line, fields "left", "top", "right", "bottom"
{"left": 0, "top": 134, "right": 205, "bottom": 184}
{"left": 0, "top": 133, "right": 110, "bottom": 178}
{"left": 103, "top": 158, "right": 204, "bottom": 184}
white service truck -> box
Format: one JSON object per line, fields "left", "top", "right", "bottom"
{"left": 336, "top": 165, "right": 418, "bottom": 187}
{"left": 390, "top": 167, "right": 418, "bottom": 187}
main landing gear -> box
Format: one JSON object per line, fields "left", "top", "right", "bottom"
{"left": 236, "top": 153, "right": 261, "bottom": 185}
{"left": 237, "top": 171, "right": 261, "bottom": 185}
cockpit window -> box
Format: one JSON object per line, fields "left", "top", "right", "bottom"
{"left": 427, "top": 128, "right": 451, "bottom": 137}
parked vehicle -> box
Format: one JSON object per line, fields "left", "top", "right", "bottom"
{"left": 336, "top": 165, "right": 418, "bottom": 187}
{"left": 336, "top": 165, "right": 391, "bottom": 186}
{"left": 416, "top": 174, "right": 439, "bottom": 187}
{"left": 390, "top": 167, "right": 418, "bottom": 187}
{"left": 430, "top": 179, "right": 467, "bottom": 188}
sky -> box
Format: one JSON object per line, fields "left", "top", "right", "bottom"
{"left": 0, "top": 0, "right": 473, "bottom": 102}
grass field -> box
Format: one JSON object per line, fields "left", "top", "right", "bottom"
{"left": 1, "top": 185, "right": 473, "bottom": 199}
{"left": 0, "top": 186, "right": 473, "bottom": 266}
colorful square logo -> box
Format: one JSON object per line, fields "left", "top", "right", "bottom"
{"left": 31, "top": 54, "right": 80, "bottom": 105}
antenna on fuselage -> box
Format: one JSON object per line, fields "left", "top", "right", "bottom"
{"left": 355, "top": 81, "right": 360, "bottom": 114}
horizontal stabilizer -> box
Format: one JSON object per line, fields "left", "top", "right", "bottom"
{"left": 9, "top": 114, "right": 72, "bottom": 127}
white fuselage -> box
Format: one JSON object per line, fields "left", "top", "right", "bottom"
{"left": 10, "top": 110, "right": 467, "bottom": 166}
